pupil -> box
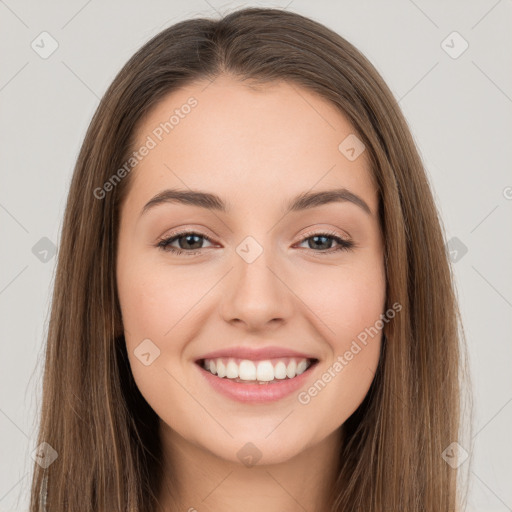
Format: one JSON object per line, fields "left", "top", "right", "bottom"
{"left": 310, "top": 235, "right": 331, "bottom": 250}
{"left": 181, "top": 234, "right": 202, "bottom": 250}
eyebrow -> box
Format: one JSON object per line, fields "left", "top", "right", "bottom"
{"left": 140, "top": 187, "right": 373, "bottom": 218}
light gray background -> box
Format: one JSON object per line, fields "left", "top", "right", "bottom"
{"left": 1, "top": 1, "right": 511, "bottom": 510}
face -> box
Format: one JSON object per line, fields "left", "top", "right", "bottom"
{"left": 116, "top": 74, "right": 386, "bottom": 466}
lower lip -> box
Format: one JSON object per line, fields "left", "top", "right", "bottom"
{"left": 195, "top": 361, "right": 318, "bottom": 403}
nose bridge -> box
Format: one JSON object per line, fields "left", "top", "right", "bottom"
{"left": 220, "top": 232, "right": 293, "bottom": 328}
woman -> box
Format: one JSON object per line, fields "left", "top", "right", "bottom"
{"left": 30, "top": 6, "right": 471, "bottom": 511}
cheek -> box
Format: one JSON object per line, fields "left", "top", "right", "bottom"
{"left": 116, "top": 258, "right": 209, "bottom": 395}
{"left": 294, "top": 261, "right": 386, "bottom": 423}
{"left": 116, "top": 261, "right": 196, "bottom": 414}
{"left": 117, "top": 257, "right": 200, "bottom": 340}
{"left": 118, "top": 274, "right": 168, "bottom": 338}
{"left": 301, "top": 261, "right": 386, "bottom": 347}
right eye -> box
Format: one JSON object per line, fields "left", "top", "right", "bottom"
{"left": 156, "top": 231, "right": 215, "bottom": 255}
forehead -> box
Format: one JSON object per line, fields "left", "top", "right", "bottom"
{"left": 127, "top": 75, "right": 377, "bottom": 215}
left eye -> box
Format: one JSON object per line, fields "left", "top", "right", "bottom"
{"left": 156, "top": 231, "right": 354, "bottom": 256}
{"left": 297, "top": 232, "right": 354, "bottom": 252}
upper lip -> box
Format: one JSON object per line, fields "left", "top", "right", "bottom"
{"left": 196, "top": 346, "right": 318, "bottom": 362}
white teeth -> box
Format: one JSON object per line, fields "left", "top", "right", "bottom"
{"left": 256, "top": 361, "right": 274, "bottom": 381}
{"left": 274, "top": 361, "right": 287, "bottom": 379}
{"left": 216, "top": 360, "right": 226, "bottom": 378}
{"left": 296, "top": 360, "right": 308, "bottom": 375}
{"left": 239, "top": 360, "right": 256, "bottom": 380}
{"left": 286, "top": 360, "right": 297, "bottom": 379}
{"left": 226, "top": 360, "right": 238, "bottom": 379}
{"left": 202, "top": 357, "right": 314, "bottom": 382}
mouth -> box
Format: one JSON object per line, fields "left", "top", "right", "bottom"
{"left": 195, "top": 356, "right": 319, "bottom": 385}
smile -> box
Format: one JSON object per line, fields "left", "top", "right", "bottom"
{"left": 200, "top": 357, "right": 317, "bottom": 383}
{"left": 195, "top": 357, "right": 319, "bottom": 403}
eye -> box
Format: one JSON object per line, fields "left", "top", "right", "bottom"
{"left": 156, "top": 231, "right": 215, "bottom": 255}
{"left": 295, "top": 230, "right": 355, "bottom": 255}
{"left": 156, "top": 229, "right": 355, "bottom": 256}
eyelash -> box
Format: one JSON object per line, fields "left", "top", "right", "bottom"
{"left": 156, "top": 230, "right": 355, "bottom": 256}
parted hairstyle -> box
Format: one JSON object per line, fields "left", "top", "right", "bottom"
{"left": 29, "top": 6, "right": 472, "bottom": 511}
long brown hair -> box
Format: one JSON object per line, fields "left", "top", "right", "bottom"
{"left": 29, "top": 6, "right": 472, "bottom": 511}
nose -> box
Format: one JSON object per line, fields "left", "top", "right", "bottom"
{"left": 219, "top": 246, "right": 295, "bottom": 332}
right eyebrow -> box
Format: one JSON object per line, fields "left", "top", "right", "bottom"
{"left": 140, "top": 189, "right": 227, "bottom": 217}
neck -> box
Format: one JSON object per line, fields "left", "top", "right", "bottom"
{"left": 156, "top": 421, "right": 343, "bottom": 512}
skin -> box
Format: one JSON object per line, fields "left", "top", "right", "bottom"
{"left": 116, "top": 74, "right": 386, "bottom": 512}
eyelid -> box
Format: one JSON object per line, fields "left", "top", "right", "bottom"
{"left": 157, "top": 226, "right": 351, "bottom": 246}
{"left": 294, "top": 228, "right": 355, "bottom": 254}
{"left": 296, "top": 227, "right": 351, "bottom": 243}
{"left": 156, "top": 229, "right": 216, "bottom": 249}
{"left": 156, "top": 226, "right": 355, "bottom": 256}
{"left": 157, "top": 226, "right": 217, "bottom": 243}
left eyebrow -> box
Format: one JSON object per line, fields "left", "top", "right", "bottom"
{"left": 287, "top": 188, "right": 372, "bottom": 216}
{"left": 139, "top": 187, "right": 373, "bottom": 218}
